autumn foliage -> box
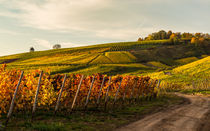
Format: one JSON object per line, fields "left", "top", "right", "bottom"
{"left": 0, "top": 64, "right": 159, "bottom": 116}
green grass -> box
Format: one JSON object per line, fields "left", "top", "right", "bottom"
{"left": 147, "top": 56, "right": 210, "bottom": 92}
{"left": 0, "top": 40, "right": 209, "bottom": 77}
{"left": 1, "top": 94, "right": 184, "bottom": 131}
{"left": 0, "top": 40, "right": 168, "bottom": 62}
{"left": 175, "top": 57, "right": 198, "bottom": 65}
{"left": 0, "top": 40, "right": 168, "bottom": 74}
{"left": 147, "top": 61, "right": 170, "bottom": 68}
{"left": 105, "top": 51, "right": 137, "bottom": 63}
{"left": 48, "top": 63, "right": 153, "bottom": 76}
{"left": 90, "top": 54, "right": 112, "bottom": 64}
{"left": 180, "top": 89, "right": 210, "bottom": 96}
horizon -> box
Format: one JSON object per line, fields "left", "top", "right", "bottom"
{"left": 0, "top": 0, "right": 210, "bottom": 56}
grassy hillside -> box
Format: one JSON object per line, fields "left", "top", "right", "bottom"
{"left": 148, "top": 56, "right": 210, "bottom": 85}
{"left": 0, "top": 40, "right": 209, "bottom": 76}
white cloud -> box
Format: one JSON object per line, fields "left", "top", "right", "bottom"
{"left": 61, "top": 42, "right": 85, "bottom": 48}
{"left": 34, "top": 39, "right": 85, "bottom": 49}
{"left": 34, "top": 39, "right": 52, "bottom": 49}
{"left": 0, "top": 0, "right": 151, "bottom": 39}
{"left": 0, "top": 0, "right": 111, "bottom": 30}
{"left": 0, "top": 29, "right": 20, "bottom": 35}
{"left": 0, "top": 0, "right": 209, "bottom": 41}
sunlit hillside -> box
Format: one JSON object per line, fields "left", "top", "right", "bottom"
{"left": 0, "top": 39, "right": 209, "bottom": 76}
{"left": 148, "top": 56, "right": 210, "bottom": 85}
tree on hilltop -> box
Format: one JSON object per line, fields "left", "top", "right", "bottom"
{"left": 170, "top": 33, "right": 180, "bottom": 44}
{"left": 53, "top": 44, "right": 61, "bottom": 49}
{"left": 30, "top": 47, "right": 35, "bottom": 52}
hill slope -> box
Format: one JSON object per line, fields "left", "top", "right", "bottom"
{"left": 148, "top": 56, "right": 210, "bottom": 85}
{"left": 0, "top": 40, "right": 209, "bottom": 75}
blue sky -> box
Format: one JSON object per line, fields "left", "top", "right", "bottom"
{"left": 0, "top": 0, "right": 210, "bottom": 56}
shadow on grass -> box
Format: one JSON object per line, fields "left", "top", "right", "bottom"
{"left": 0, "top": 94, "right": 185, "bottom": 131}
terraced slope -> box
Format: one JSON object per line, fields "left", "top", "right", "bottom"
{"left": 148, "top": 56, "right": 210, "bottom": 84}
{"left": 173, "top": 56, "right": 210, "bottom": 78}
{"left": 0, "top": 40, "right": 209, "bottom": 75}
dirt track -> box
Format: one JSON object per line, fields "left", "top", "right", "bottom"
{"left": 117, "top": 93, "right": 210, "bottom": 131}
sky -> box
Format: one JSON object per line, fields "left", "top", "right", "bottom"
{"left": 0, "top": 0, "right": 210, "bottom": 56}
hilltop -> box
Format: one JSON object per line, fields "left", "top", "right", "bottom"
{"left": 0, "top": 38, "right": 209, "bottom": 76}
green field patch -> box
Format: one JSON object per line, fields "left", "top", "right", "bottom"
{"left": 175, "top": 57, "right": 199, "bottom": 65}
{"left": 147, "top": 61, "right": 170, "bottom": 68}
{"left": 173, "top": 56, "right": 210, "bottom": 77}
{"left": 105, "top": 51, "right": 137, "bottom": 63}
{"left": 69, "top": 63, "right": 152, "bottom": 75}
{"left": 147, "top": 56, "right": 210, "bottom": 87}
{"left": 89, "top": 54, "right": 113, "bottom": 64}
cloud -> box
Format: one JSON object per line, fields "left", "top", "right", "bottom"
{"left": 34, "top": 39, "right": 52, "bottom": 49}
{"left": 0, "top": 0, "right": 151, "bottom": 39}
{"left": 61, "top": 42, "right": 85, "bottom": 48}
{"left": 0, "top": 0, "right": 210, "bottom": 41}
{"left": 0, "top": 29, "right": 20, "bottom": 35}
{"left": 34, "top": 39, "right": 85, "bottom": 49}
{"left": 0, "top": 0, "right": 111, "bottom": 30}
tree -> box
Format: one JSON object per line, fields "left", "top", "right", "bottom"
{"left": 53, "top": 44, "right": 61, "bottom": 49}
{"left": 30, "top": 47, "right": 35, "bottom": 52}
{"left": 195, "top": 33, "right": 202, "bottom": 38}
{"left": 151, "top": 30, "right": 167, "bottom": 40}
{"left": 204, "top": 33, "right": 210, "bottom": 39}
{"left": 169, "top": 33, "right": 180, "bottom": 44}
{"left": 167, "top": 30, "right": 173, "bottom": 39}
{"left": 191, "top": 37, "right": 198, "bottom": 45}
{"left": 175, "top": 32, "right": 181, "bottom": 39}
{"left": 138, "top": 37, "right": 143, "bottom": 41}
{"left": 159, "top": 30, "right": 167, "bottom": 39}
{"left": 145, "top": 34, "right": 154, "bottom": 41}
{"left": 181, "top": 32, "right": 193, "bottom": 39}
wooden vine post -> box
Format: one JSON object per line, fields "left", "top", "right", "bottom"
{"left": 113, "top": 78, "right": 122, "bottom": 106}
{"left": 156, "top": 79, "right": 161, "bottom": 97}
{"left": 136, "top": 80, "right": 141, "bottom": 101}
{"left": 32, "top": 71, "right": 43, "bottom": 119}
{"left": 71, "top": 75, "right": 84, "bottom": 112}
{"left": 54, "top": 74, "right": 67, "bottom": 115}
{"left": 123, "top": 78, "right": 129, "bottom": 101}
{"left": 142, "top": 80, "right": 150, "bottom": 99}
{"left": 130, "top": 79, "right": 137, "bottom": 102}
{"left": 96, "top": 76, "right": 106, "bottom": 107}
{"left": 84, "top": 75, "right": 95, "bottom": 110}
{"left": 104, "top": 76, "right": 112, "bottom": 110}
{"left": 5, "top": 71, "right": 24, "bottom": 126}
{"left": 148, "top": 80, "right": 153, "bottom": 101}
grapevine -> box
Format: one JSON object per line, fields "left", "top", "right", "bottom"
{"left": 0, "top": 64, "right": 159, "bottom": 116}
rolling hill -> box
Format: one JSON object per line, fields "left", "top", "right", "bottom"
{"left": 0, "top": 40, "right": 209, "bottom": 76}
{"left": 148, "top": 56, "right": 210, "bottom": 85}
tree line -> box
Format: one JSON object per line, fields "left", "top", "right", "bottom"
{"left": 138, "top": 30, "right": 210, "bottom": 45}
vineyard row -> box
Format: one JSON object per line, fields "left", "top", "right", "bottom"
{"left": 0, "top": 64, "right": 161, "bottom": 126}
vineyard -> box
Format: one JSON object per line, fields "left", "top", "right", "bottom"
{"left": 0, "top": 64, "right": 161, "bottom": 127}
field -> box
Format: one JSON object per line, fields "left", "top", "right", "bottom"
{"left": 0, "top": 39, "right": 210, "bottom": 130}
{"left": 1, "top": 94, "right": 183, "bottom": 130}
{"left": 0, "top": 40, "right": 209, "bottom": 76}
{"left": 147, "top": 56, "right": 210, "bottom": 92}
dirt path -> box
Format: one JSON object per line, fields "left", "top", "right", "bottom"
{"left": 117, "top": 93, "right": 210, "bottom": 131}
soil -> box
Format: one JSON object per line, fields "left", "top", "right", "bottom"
{"left": 117, "top": 93, "right": 210, "bottom": 131}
